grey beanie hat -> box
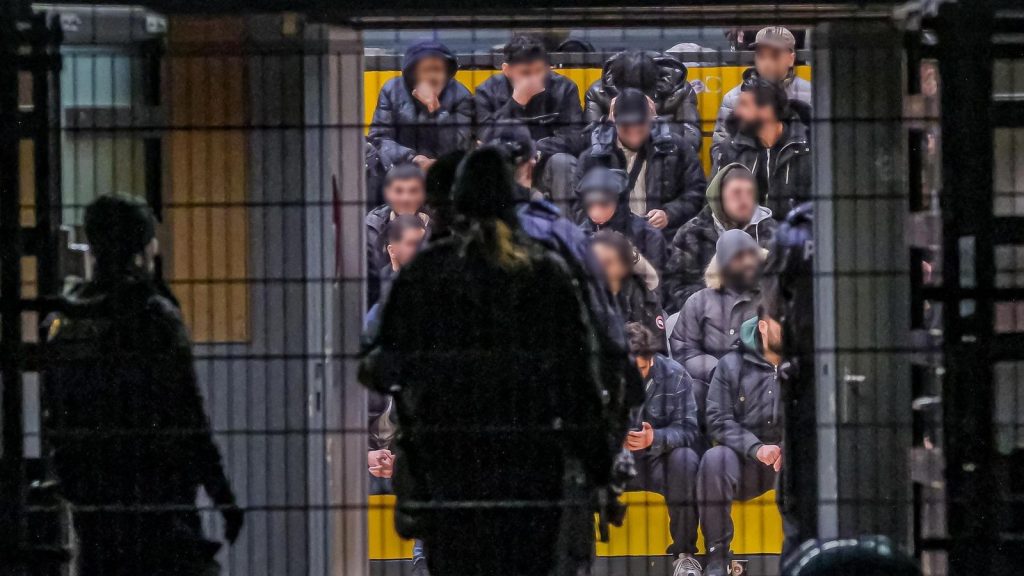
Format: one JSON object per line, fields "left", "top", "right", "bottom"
{"left": 715, "top": 228, "right": 760, "bottom": 268}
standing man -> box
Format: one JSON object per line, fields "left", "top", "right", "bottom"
{"left": 577, "top": 88, "right": 706, "bottom": 240}
{"left": 368, "top": 40, "right": 473, "bottom": 172}
{"left": 45, "top": 194, "right": 242, "bottom": 576}
{"left": 714, "top": 78, "right": 811, "bottom": 219}
{"left": 712, "top": 26, "right": 811, "bottom": 158}
{"left": 474, "top": 35, "right": 584, "bottom": 208}
{"left": 663, "top": 164, "right": 777, "bottom": 312}
{"left": 623, "top": 323, "right": 703, "bottom": 576}
{"left": 697, "top": 304, "right": 785, "bottom": 576}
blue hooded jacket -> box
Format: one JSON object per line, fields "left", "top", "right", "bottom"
{"left": 368, "top": 41, "right": 474, "bottom": 168}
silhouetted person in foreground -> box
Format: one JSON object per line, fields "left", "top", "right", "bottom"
{"left": 363, "top": 149, "right": 616, "bottom": 576}
{"left": 45, "top": 194, "right": 242, "bottom": 576}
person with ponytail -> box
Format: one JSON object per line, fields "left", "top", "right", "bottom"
{"left": 362, "top": 148, "right": 617, "bottom": 576}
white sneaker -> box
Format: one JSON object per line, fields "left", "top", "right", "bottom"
{"left": 673, "top": 553, "right": 703, "bottom": 576}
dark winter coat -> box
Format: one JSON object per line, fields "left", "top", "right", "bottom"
{"left": 577, "top": 122, "right": 707, "bottom": 239}
{"left": 368, "top": 41, "right": 474, "bottom": 168}
{"left": 617, "top": 275, "right": 668, "bottom": 355}
{"left": 669, "top": 264, "right": 761, "bottom": 385}
{"left": 663, "top": 163, "right": 777, "bottom": 312}
{"left": 706, "top": 316, "right": 783, "bottom": 458}
{"left": 641, "top": 354, "right": 700, "bottom": 456}
{"left": 362, "top": 233, "right": 613, "bottom": 574}
{"left": 712, "top": 67, "right": 812, "bottom": 158}
{"left": 584, "top": 50, "right": 702, "bottom": 152}
{"left": 474, "top": 71, "right": 585, "bottom": 155}
{"left": 577, "top": 168, "right": 668, "bottom": 270}
{"left": 713, "top": 115, "right": 811, "bottom": 220}
{"left": 45, "top": 275, "right": 235, "bottom": 571}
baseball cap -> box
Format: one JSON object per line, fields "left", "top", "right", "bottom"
{"left": 751, "top": 26, "right": 796, "bottom": 51}
{"left": 613, "top": 87, "right": 652, "bottom": 125}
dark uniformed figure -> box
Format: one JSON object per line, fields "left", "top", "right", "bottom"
{"left": 363, "top": 149, "right": 618, "bottom": 576}
{"left": 45, "top": 194, "right": 242, "bottom": 576}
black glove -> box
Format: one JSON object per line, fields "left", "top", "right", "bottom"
{"left": 221, "top": 503, "right": 245, "bottom": 544}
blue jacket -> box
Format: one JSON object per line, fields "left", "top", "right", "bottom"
{"left": 642, "top": 354, "right": 700, "bottom": 456}
{"left": 368, "top": 41, "right": 474, "bottom": 168}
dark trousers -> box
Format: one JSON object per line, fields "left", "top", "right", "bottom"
{"left": 626, "top": 447, "right": 701, "bottom": 555}
{"left": 697, "top": 445, "right": 778, "bottom": 558}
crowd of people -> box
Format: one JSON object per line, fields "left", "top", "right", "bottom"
{"left": 362, "top": 25, "right": 814, "bottom": 576}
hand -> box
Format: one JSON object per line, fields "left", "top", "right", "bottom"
{"left": 412, "top": 83, "right": 441, "bottom": 113}
{"left": 773, "top": 450, "right": 783, "bottom": 472}
{"left": 608, "top": 96, "right": 617, "bottom": 122}
{"left": 756, "top": 444, "right": 782, "bottom": 468}
{"left": 512, "top": 75, "right": 545, "bottom": 106}
{"left": 221, "top": 503, "right": 245, "bottom": 544}
{"left": 646, "top": 95, "right": 658, "bottom": 116}
{"left": 412, "top": 155, "right": 436, "bottom": 171}
{"left": 625, "top": 422, "right": 655, "bottom": 451}
{"left": 368, "top": 449, "right": 395, "bottom": 478}
{"left": 646, "top": 209, "right": 669, "bottom": 229}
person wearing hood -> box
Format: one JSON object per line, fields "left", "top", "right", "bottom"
{"left": 591, "top": 230, "right": 668, "bottom": 354}
{"left": 697, "top": 303, "right": 785, "bottom": 576}
{"left": 711, "top": 26, "right": 812, "bottom": 159}
{"left": 584, "top": 49, "right": 702, "bottom": 152}
{"left": 578, "top": 166, "right": 667, "bottom": 270}
{"left": 577, "top": 88, "right": 707, "bottom": 241}
{"left": 713, "top": 76, "right": 811, "bottom": 221}
{"left": 362, "top": 148, "right": 617, "bottom": 576}
{"left": 663, "top": 164, "right": 777, "bottom": 313}
{"left": 669, "top": 229, "right": 764, "bottom": 435}
{"left": 475, "top": 35, "right": 585, "bottom": 207}
{"left": 368, "top": 40, "right": 473, "bottom": 172}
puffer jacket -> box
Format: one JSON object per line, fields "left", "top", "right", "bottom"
{"left": 706, "top": 315, "right": 782, "bottom": 458}
{"left": 584, "top": 50, "right": 702, "bottom": 152}
{"left": 713, "top": 114, "right": 811, "bottom": 220}
{"left": 368, "top": 41, "right": 474, "bottom": 168}
{"left": 617, "top": 274, "right": 668, "bottom": 355}
{"left": 640, "top": 354, "right": 699, "bottom": 457}
{"left": 669, "top": 260, "right": 761, "bottom": 385}
{"left": 711, "top": 67, "right": 812, "bottom": 158}
{"left": 577, "top": 168, "right": 667, "bottom": 270}
{"left": 474, "top": 71, "right": 585, "bottom": 155}
{"left": 663, "top": 163, "right": 777, "bottom": 312}
{"left": 577, "top": 122, "right": 706, "bottom": 240}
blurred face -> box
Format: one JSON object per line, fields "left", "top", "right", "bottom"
{"left": 758, "top": 316, "right": 784, "bottom": 356}
{"left": 592, "top": 242, "right": 629, "bottom": 286}
{"left": 634, "top": 355, "right": 654, "bottom": 379}
{"left": 414, "top": 57, "right": 448, "bottom": 91}
{"left": 616, "top": 122, "right": 651, "bottom": 150}
{"left": 586, "top": 199, "right": 617, "bottom": 226}
{"left": 502, "top": 60, "right": 548, "bottom": 86}
{"left": 385, "top": 177, "right": 426, "bottom": 215}
{"left": 723, "top": 248, "right": 761, "bottom": 291}
{"left": 721, "top": 177, "right": 757, "bottom": 224}
{"left": 735, "top": 91, "right": 762, "bottom": 134}
{"left": 387, "top": 227, "right": 425, "bottom": 269}
{"left": 754, "top": 46, "right": 795, "bottom": 82}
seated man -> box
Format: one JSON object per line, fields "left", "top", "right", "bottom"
{"left": 713, "top": 77, "right": 811, "bottom": 220}
{"left": 591, "top": 230, "right": 667, "bottom": 353}
{"left": 623, "top": 322, "right": 703, "bottom": 576}
{"left": 474, "top": 35, "right": 584, "bottom": 209}
{"left": 584, "top": 49, "right": 702, "bottom": 152}
{"left": 378, "top": 215, "right": 427, "bottom": 304}
{"left": 663, "top": 164, "right": 777, "bottom": 313}
{"left": 577, "top": 88, "right": 706, "bottom": 240}
{"left": 578, "top": 166, "right": 667, "bottom": 270}
{"left": 366, "top": 164, "right": 429, "bottom": 304}
{"left": 670, "top": 230, "right": 763, "bottom": 426}
{"left": 368, "top": 40, "right": 473, "bottom": 172}
{"left": 698, "top": 305, "right": 785, "bottom": 576}
{"left": 712, "top": 26, "right": 812, "bottom": 159}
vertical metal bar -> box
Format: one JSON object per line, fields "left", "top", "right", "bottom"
{"left": 936, "top": 1, "right": 999, "bottom": 573}
{"left": 0, "top": 3, "right": 26, "bottom": 573}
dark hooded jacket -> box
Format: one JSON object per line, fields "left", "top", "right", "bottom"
{"left": 712, "top": 66, "right": 812, "bottom": 158}
{"left": 368, "top": 41, "right": 474, "bottom": 168}
{"left": 663, "top": 163, "right": 777, "bottom": 312}
{"left": 584, "top": 50, "right": 702, "bottom": 152}
{"left": 669, "top": 230, "right": 762, "bottom": 385}
{"left": 713, "top": 113, "right": 811, "bottom": 220}
{"left": 577, "top": 122, "right": 706, "bottom": 240}
{"left": 45, "top": 275, "right": 235, "bottom": 571}
{"left": 641, "top": 354, "right": 700, "bottom": 456}
{"left": 577, "top": 167, "right": 667, "bottom": 270}
{"left": 706, "top": 316, "right": 783, "bottom": 459}
{"left": 474, "top": 70, "right": 585, "bottom": 155}
{"left": 617, "top": 275, "right": 668, "bottom": 356}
